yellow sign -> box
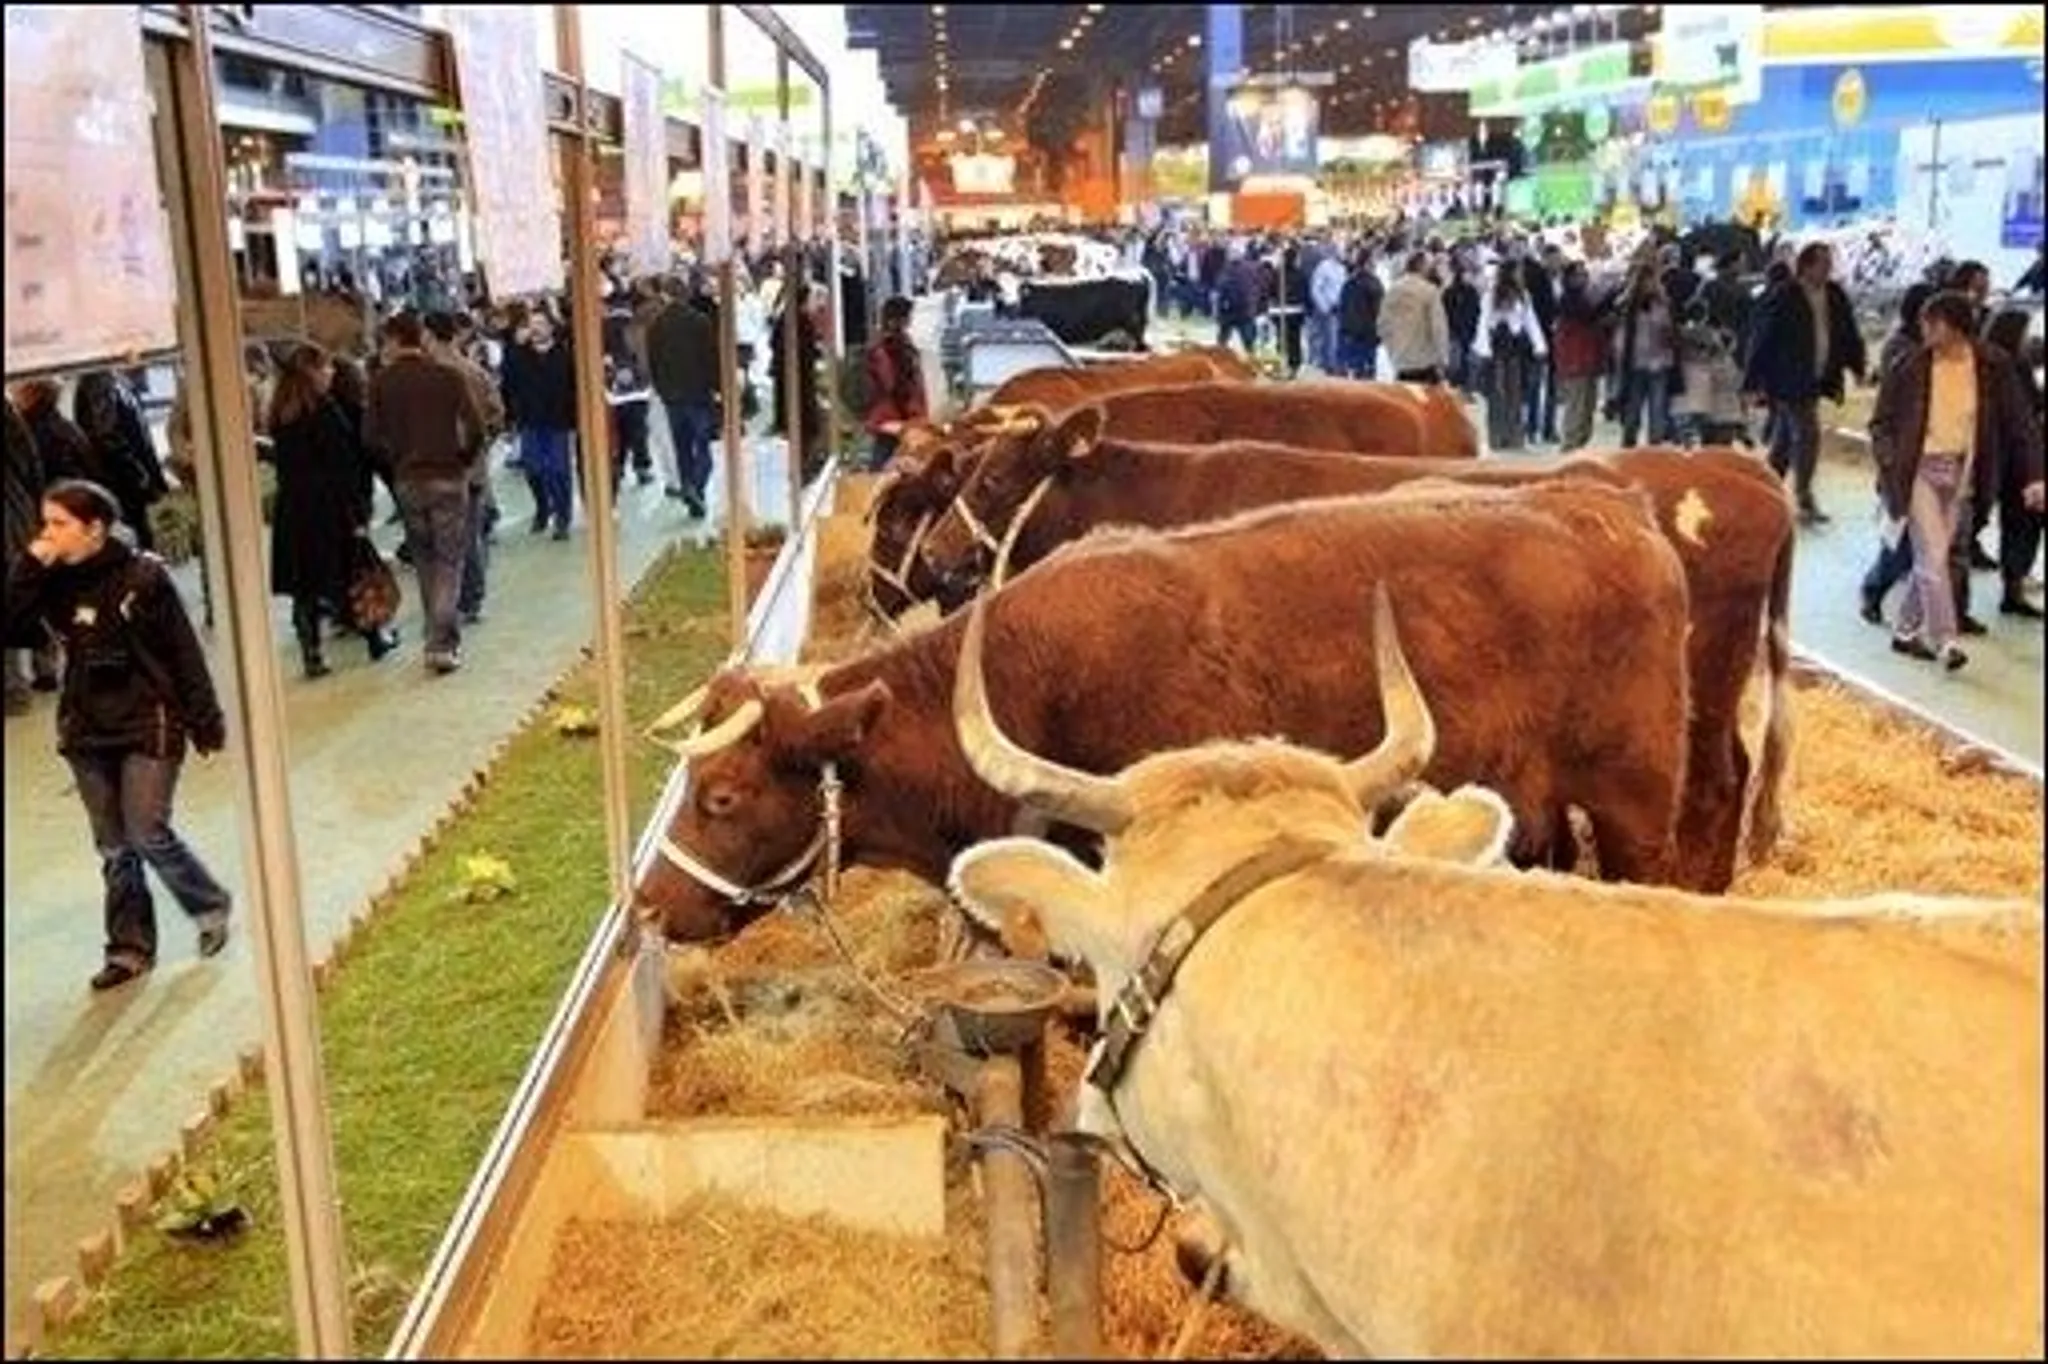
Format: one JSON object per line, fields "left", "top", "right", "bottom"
{"left": 1764, "top": 5, "right": 2043, "bottom": 61}
{"left": 1691, "top": 89, "right": 1732, "bottom": 132}
{"left": 1831, "top": 68, "right": 1867, "bottom": 128}
{"left": 1646, "top": 92, "right": 1681, "bottom": 136}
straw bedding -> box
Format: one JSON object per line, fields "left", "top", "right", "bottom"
{"left": 528, "top": 1183, "right": 991, "bottom": 1359}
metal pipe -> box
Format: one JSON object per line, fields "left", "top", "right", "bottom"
{"left": 778, "top": 49, "right": 805, "bottom": 529}
{"left": 1045, "top": 1134, "right": 1106, "bottom": 1360}
{"left": 159, "top": 11, "right": 353, "bottom": 1355}
{"left": 974, "top": 1056, "right": 1044, "bottom": 1359}
{"left": 709, "top": 5, "right": 750, "bottom": 644}
{"left": 555, "top": 7, "right": 637, "bottom": 952}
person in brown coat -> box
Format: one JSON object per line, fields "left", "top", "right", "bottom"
{"left": 1868, "top": 291, "right": 2044, "bottom": 671}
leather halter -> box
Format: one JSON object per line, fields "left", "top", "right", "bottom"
{"left": 1085, "top": 835, "right": 1341, "bottom": 1097}
{"left": 940, "top": 475, "right": 1055, "bottom": 593}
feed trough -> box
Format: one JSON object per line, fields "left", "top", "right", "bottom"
{"left": 908, "top": 959, "right": 1070, "bottom": 1057}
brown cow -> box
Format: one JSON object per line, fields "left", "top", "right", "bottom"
{"left": 918, "top": 417, "right": 1796, "bottom": 891}
{"left": 638, "top": 482, "right": 1693, "bottom": 943}
{"left": 1088, "top": 378, "right": 1480, "bottom": 458}
{"left": 986, "top": 347, "right": 1257, "bottom": 414}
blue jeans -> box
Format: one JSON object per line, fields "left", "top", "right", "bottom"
{"left": 1217, "top": 317, "right": 1257, "bottom": 353}
{"left": 1618, "top": 369, "right": 1671, "bottom": 448}
{"left": 397, "top": 478, "right": 472, "bottom": 657}
{"left": 68, "top": 749, "right": 230, "bottom": 969}
{"left": 662, "top": 399, "right": 715, "bottom": 504}
{"left": 1335, "top": 336, "right": 1378, "bottom": 380}
{"left": 1309, "top": 313, "right": 1342, "bottom": 373}
{"left": 521, "top": 427, "right": 575, "bottom": 531}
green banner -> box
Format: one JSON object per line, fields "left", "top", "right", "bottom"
{"left": 661, "top": 76, "right": 813, "bottom": 119}
{"left": 1471, "top": 42, "right": 1638, "bottom": 118}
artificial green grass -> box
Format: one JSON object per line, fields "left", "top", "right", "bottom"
{"left": 46, "top": 543, "right": 734, "bottom": 1360}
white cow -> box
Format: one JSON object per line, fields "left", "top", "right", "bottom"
{"left": 945, "top": 588, "right": 2044, "bottom": 1360}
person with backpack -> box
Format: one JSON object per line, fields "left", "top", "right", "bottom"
{"left": 5, "top": 478, "right": 233, "bottom": 990}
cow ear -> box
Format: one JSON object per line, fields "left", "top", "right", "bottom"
{"left": 1380, "top": 784, "right": 1514, "bottom": 867}
{"left": 949, "top": 837, "right": 1110, "bottom": 962}
{"left": 783, "top": 681, "right": 891, "bottom": 766}
{"left": 1052, "top": 405, "right": 1108, "bottom": 464}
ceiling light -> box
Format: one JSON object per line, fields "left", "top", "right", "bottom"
{"left": 1059, "top": 36, "right": 1073, "bottom": 49}
{"left": 1335, "top": 18, "right": 1351, "bottom": 30}
{"left": 1361, "top": 5, "right": 1376, "bottom": 17}
{"left": 930, "top": 3, "right": 943, "bottom": 11}
{"left": 1187, "top": 33, "right": 1202, "bottom": 47}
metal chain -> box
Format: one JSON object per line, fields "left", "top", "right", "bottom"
{"left": 784, "top": 885, "right": 921, "bottom": 1025}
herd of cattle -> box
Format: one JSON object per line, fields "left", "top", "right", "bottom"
{"left": 636, "top": 349, "right": 2044, "bottom": 1357}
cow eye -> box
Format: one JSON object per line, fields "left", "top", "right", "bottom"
{"left": 699, "top": 785, "right": 740, "bottom": 819}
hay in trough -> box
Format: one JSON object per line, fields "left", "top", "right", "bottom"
{"left": 650, "top": 870, "right": 951, "bottom": 1120}
{"left": 1734, "top": 682, "right": 2043, "bottom": 902}
{"left": 529, "top": 1186, "right": 990, "bottom": 1359}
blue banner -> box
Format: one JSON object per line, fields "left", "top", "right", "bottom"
{"left": 1205, "top": 3, "right": 1243, "bottom": 192}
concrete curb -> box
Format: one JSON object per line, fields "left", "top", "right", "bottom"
{"left": 21, "top": 621, "right": 629, "bottom": 1357}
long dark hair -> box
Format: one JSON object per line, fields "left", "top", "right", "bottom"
{"left": 43, "top": 477, "right": 123, "bottom": 531}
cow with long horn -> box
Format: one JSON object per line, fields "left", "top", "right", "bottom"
{"left": 637, "top": 480, "right": 1693, "bottom": 944}
{"left": 945, "top": 587, "right": 2044, "bottom": 1360}
{"left": 918, "top": 427, "right": 1798, "bottom": 891}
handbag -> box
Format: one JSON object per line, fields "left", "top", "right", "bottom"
{"left": 345, "top": 534, "right": 402, "bottom": 630}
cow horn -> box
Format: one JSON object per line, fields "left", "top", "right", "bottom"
{"left": 1343, "top": 586, "right": 1437, "bottom": 805}
{"left": 660, "top": 698, "right": 765, "bottom": 759}
{"left": 953, "top": 593, "right": 1133, "bottom": 835}
{"left": 649, "top": 684, "right": 712, "bottom": 735}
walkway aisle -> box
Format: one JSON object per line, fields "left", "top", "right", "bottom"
{"left": 1, "top": 426, "right": 782, "bottom": 1338}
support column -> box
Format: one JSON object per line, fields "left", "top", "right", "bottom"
{"left": 1205, "top": 3, "right": 1243, "bottom": 195}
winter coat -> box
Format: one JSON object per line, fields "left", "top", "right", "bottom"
{"left": 1742, "top": 276, "right": 1867, "bottom": 403}
{"left": 5, "top": 537, "right": 224, "bottom": 758}
{"left": 72, "top": 373, "right": 169, "bottom": 518}
{"left": 267, "top": 396, "right": 373, "bottom": 602}
{"left": 770, "top": 308, "right": 823, "bottom": 446}
{"left": 1870, "top": 340, "right": 2042, "bottom": 521}
{"left": 646, "top": 299, "right": 719, "bottom": 407}
{"left": 1338, "top": 270, "right": 1384, "bottom": 342}
{"left": 5, "top": 401, "right": 45, "bottom": 565}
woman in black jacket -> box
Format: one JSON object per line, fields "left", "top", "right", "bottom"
{"left": 266, "top": 343, "right": 395, "bottom": 676}
{"left": 1985, "top": 308, "right": 2045, "bottom": 618}
{"left": 4, "top": 478, "right": 233, "bottom": 990}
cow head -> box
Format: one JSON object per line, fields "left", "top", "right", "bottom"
{"left": 864, "top": 429, "right": 977, "bottom": 620}
{"left": 635, "top": 668, "right": 891, "bottom": 944}
{"left": 920, "top": 405, "right": 1108, "bottom": 611}
{"left": 945, "top": 584, "right": 1514, "bottom": 973}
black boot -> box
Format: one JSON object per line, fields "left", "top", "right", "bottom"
{"left": 365, "top": 625, "right": 400, "bottom": 662}
{"left": 292, "top": 599, "right": 331, "bottom": 679}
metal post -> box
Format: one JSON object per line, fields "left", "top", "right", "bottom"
{"left": 710, "top": 4, "right": 749, "bottom": 643}
{"left": 821, "top": 92, "right": 843, "bottom": 472}
{"left": 778, "top": 49, "right": 804, "bottom": 525}
{"left": 1044, "top": 1134, "right": 1105, "bottom": 1359}
{"left": 555, "top": 7, "right": 636, "bottom": 949}
{"left": 157, "top": 11, "right": 353, "bottom": 1356}
{"left": 975, "top": 1056, "right": 1044, "bottom": 1359}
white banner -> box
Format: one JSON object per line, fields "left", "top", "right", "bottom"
{"left": 1407, "top": 36, "right": 1517, "bottom": 95}
{"left": 772, "top": 122, "right": 792, "bottom": 251}
{"left": 444, "top": 4, "right": 562, "bottom": 297}
{"left": 700, "top": 86, "right": 731, "bottom": 266}
{"left": 3, "top": 5, "right": 178, "bottom": 376}
{"left": 622, "top": 53, "right": 669, "bottom": 278}
{"left": 1654, "top": 4, "right": 1764, "bottom": 105}
{"left": 746, "top": 114, "right": 767, "bottom": 259}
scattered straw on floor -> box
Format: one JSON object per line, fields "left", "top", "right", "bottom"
{"left": 529, "top": 1188, "right": 990, "bottom": 1360}
{"left": 1734, "top": 681, "right": 2043, "bottom": 901}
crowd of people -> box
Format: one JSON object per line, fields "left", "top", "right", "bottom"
{"left": 1112, "top": 222, "right": 2045, "bottom": 665}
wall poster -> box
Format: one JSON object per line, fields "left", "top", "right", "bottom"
{"left": 4, "top": 4, "right": 178, "bottom": 376}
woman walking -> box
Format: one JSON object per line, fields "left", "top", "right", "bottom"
{"left": 266, "top": 343, "right": 395, "bottom": 677}
{"left": 5, "top": 479, "right": 233, "bottom": 990}
{"left": 1474, "top": 266, "right": 1547, "bottom": 453}
{"left": 1612, "top": 257, "right": 1678, "bottom": 448}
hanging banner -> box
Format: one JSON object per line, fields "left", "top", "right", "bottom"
{"left": 621, "top": 52, "right": 669, "bottom": 278}
{"left": 746, "top": 114, "right": 767, "bottom": 259}
{"left": 700, "top": 86, "right": 732, "bottom": 266}
{"left": 444, "top": 5, "right": 562, "bottom": 297}
{"left": 772, "top": 122, "right": 792, "bottom": 252}
{"left": 3, "top": 5, "right": 178, "bottom": 376}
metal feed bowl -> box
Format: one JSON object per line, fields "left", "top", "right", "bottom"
{"left": 908, "top": 959, "right": 1070, "bottom": 1056}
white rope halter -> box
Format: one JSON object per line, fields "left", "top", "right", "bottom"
{"left": 654, "top": 681, "right": 845, "bottom": 911}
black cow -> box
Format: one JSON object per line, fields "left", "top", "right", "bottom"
{"left": 1013, "top": 277, "right": 1151, "bottom": 350}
